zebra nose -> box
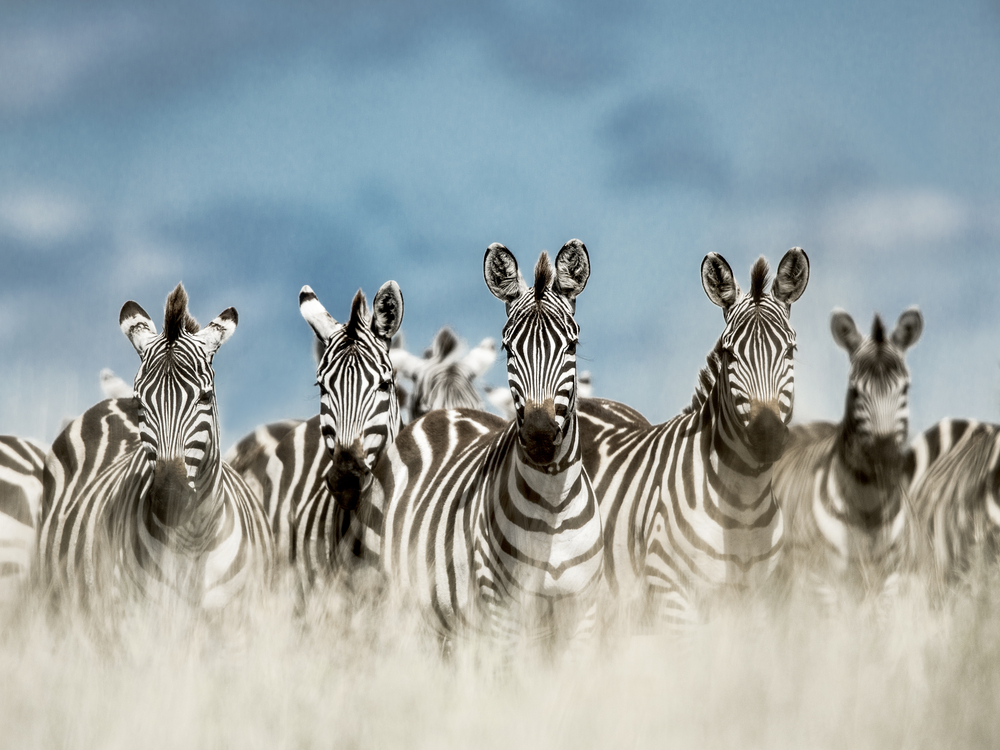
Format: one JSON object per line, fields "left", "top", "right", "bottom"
{"left": 150, "top": 457, "right": 196, "bottom": 526}
{"left": 326, "top": 439, "right": 370, "bottom": 511}
{"left": 745, "top": 404, "right": 787, "bottom": 464}
{"left": 521, "top": 399, "right": 560, "bottom": 466}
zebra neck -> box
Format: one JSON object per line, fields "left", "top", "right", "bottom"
{"left": 828, "top": 440, "right": 906, "bottom": 526}
{"left": 703, "top": 384, "right": 779, "bottom": 484}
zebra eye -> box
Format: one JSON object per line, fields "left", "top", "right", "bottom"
{"left": 198, "top": 390, "right": 214, "bottom": 405}
{"left": 378, "top": 379, "right": 393, "bottom": 393}
{"left": 566, "top": 342, "right": 578, "bottom": 356}
{"left": 786, "top": 344, "right": 797, "bottom": 358}
{"left": 849, "top": 386, "right": 860, "bottom": 400}
{"left": 902, "top": 383, "right": 909, "bottom": 396}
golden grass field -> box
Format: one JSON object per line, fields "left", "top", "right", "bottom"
{"left": 2, "top": 565, "right": 999, "bottom": 750}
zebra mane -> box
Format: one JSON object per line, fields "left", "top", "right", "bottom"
{"left": 345, "top": 289, "right": 369, "bottom": 341}
{"left": 750, "top": 256, "right": 770, "bottom": 305}
{"left": 164, "top": 283, "right": 200, "bottom": 342}
{"left": 431, "top": 327, "right": 460, "bottom": 361}
{"left": 684, "top": 340, "right": 724, "bottom": 415}
{"left": 871, "top": 314, "right": 886, "bottom": 344}
{"left": 534, "top": 252, "right": 553, "bottom": 302}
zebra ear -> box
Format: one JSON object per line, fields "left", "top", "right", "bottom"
{"left": 370, "top": 280, "right": 404, "bottom": 344}
{"left": 389, "top": 346, "right": 424, "bottom": 380}
{"left": 195, "top": 308, "right": 238, "bottom": 358}
{"left": 430, "top": 326, "right": 460, "bottom": 362}
{"left": 484, "top": 243, "right": 527, "bottom": 304}
{"left": 120, "top": 301, "right": 158, "bottom": 356}
{"left": 772, "top": 247, "right": 810, "bottom": 307}
{"left": 701, "top": 253, "right": 741, "bottom": 311}
{"left": 891, "top": 306, "right": 923, "bottom": 351}
{"left": 299, "top": 285, "right": 339, "bottom": 342}
{"left": 830, "top": 309, "right": 863, "bottom": 354}
{"left": 553, "top": 239, "right": 590, "bottom": 300}
{"left": 462, "top": 337, "right": 497, "bottom": 377}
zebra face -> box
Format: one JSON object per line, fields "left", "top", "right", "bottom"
{"left": 300, "top": 282, "right": 403, "bottom": 510}
{"left": 120, "top": 283, "right": 237, "bottom": 523}
{"left": 703, "top": 249, "right": 810, "bottom": 465}
{"left": 485, "top": 240, "right": 589, "bottom": 467}
{"left": 832, "top": 307, "right": 923, "bottom": 484}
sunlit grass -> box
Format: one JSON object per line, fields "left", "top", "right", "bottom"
{"left": 2, "top": 563, "right": 999, "bottom": 750}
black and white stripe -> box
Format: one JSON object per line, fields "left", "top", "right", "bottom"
{"left": 772, "top": 307, "right": 924, "bottom": 604}
{"left": 907, "top": 418, "right": 1000, "bottom": 583}
{"left": 233, "top": 283, "right": 404, "bottom": 588}
{"left": 37, "top": 283, "right": 273, "bottom": 611}
{"left": 366, "top": 241, "right": 602, "bottom": 646}
{"left": 0, "top": 436, "right": 46, "bottom": 599}
{"left": 579, "top": 249, "right": 810, "bottom": 629}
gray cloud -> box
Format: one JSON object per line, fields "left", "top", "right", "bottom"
{"left": 600, "top": 93, "right": 731, "bottom": 193}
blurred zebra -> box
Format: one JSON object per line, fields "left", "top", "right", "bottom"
{"left": 230, "top": 282, "right": 403, "bottom": 586}
{"left": 578, "top": 249, "right": 809, "bottom": 629}
{"left": 908, "top": 418, "right": 1000, "bottom": 584}
{"left": 0, "top": 437, "right": 46, "bottom": 600}
{"left": 390, "top": 327, "right": 497, "bottom": 420}
{"left": 37, "top": 284, "right": 273, "bottom": 611}
{"left": 366, "top": 241, "right": 601, "bottom": 647}
{"left": 772, "top": 307, "right": 924, "bottom": 606}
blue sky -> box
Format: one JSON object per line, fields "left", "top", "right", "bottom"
{"left": 2, "top": 0, "right": 1000, "bottom": 446}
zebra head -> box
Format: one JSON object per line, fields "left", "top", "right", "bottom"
{"left": 119, "top": 283, "right": 237, "bottom": 526}
{"left": 390, "top": 327, "right": 498, "bottom": 419}
{"left": 830, "top": 307, "right": 923, "bottom": 488}
{"left": 299, "top": 282, "right": 403, "bottom": 510}
{"left": 701, "top": 248, "right": 810, "bottom": 465}
{"left": 484, "top": 239, "right": 589, "bottom": 467}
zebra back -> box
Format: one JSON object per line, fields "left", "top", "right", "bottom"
{"left": 368, "top": 241, "right": 602, "bottom": 646}
{"left": 908, "top": 418, "right": 1000, "bottom": 583}
{"left": 37, "top": 284, "right": 273, "bottom": 611}
{"left": 578, "top": 248, "right": 809, "bottom": 629}
{"left": 772, "top": 307, "right": 924, "bottom": 605}
{"left": 0, "top": 436, "right": 46, "bottom": 600}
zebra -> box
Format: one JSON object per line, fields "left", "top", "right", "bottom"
{"left": 578, "top": 248, "right": 810, "bottom": 629}
{"left": 907, "top": 418, "right": 1000, "bottom": 585}
{"left": 226, "top": 282, "right": 403, "bottom": 588}
{"left": 365, "top": 240, "right": 602, "bottom": 647}
{"left": 771, "top": 307, "right": 924, "bottom": 606}
{"left": 390, "top": 327, "right": 497, "bottom": 420}
{"left": 0, "top": 436, "right": 46, "bottom": 601}
{"left": 37, "top": 283, "right": 273, "bottom": 611}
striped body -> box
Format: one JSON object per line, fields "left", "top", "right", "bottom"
{"left": 0, "top": 436, "right": 46, "bottom": 599}
{"left": 578, "top": 250, "right": 809, "bottom": 628}
{"left": 908, "top": 418, "right": 1000, "bottom": 582}
{"left": 772, "top": 308, "right": 923, "bottom": 604}
{"left": 366, "top": 242, "right": 601, "bottom": 644}
{"left": 224, "top": 419, "right": 304, "bottom": 508}
{"left": 37, "top": 285, "right": 273, "bottom": 611}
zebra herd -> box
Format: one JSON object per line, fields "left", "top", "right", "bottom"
{"left": 1, "top": 241, "right": 999, "bottom": 648}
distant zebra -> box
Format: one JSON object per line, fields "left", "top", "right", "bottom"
{"left": 366, "top": 241, "right": 601, "bottom": 646}
{"left": 578, "top": 249, "right": 810, "bottom": 629}
{"left": 224, "top": 420, "right": 304, "bottom": 508}
{"left": 37, "top": 284, "right": 273, "bottom": 611}
{"left": 227, "top": 282, "right": 403, "bottom": 586}
{"left": 390, "top": 327, "right": 497, "bottom": 420}
{"left": 0, "top": 437, "right": 46, "bottom": 600}
{"left": 772, "top": 307, "right": 924, "bottom": 604}
{"left": 908, "top": 419, "right": 1000, "bottom": 583}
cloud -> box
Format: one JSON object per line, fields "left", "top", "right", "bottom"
{"left": 0, "top": 191, "right": 92, "bottom": 246}
{"left": 600, "top": 93, "right": 731, "bottom": 193}
{"left": 820, "top": 189, "right": 970, "bottom": 251}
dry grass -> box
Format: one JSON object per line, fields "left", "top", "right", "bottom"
{"left": 2, "top": 568, "right": 999, "bottom": 750}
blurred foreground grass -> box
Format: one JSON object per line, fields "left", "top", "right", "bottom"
{"left": 2, "top": 570, "right": 999, "bottom": 750}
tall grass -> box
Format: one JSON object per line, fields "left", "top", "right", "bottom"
{"left": 2, "top": 569, "right": 999, "bottom": 750}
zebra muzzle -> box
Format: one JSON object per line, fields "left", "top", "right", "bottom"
{"left": 326, "top": 440, "right": 370, "bottom": 511}
{"left": 745, "top": 407, "right": 788, "bottom": 465}
{"left": 150, "top": 457, "right": 197, "bottom": 526}
{"left": 520, "top": 400, "right": 561, "bottom": 466}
